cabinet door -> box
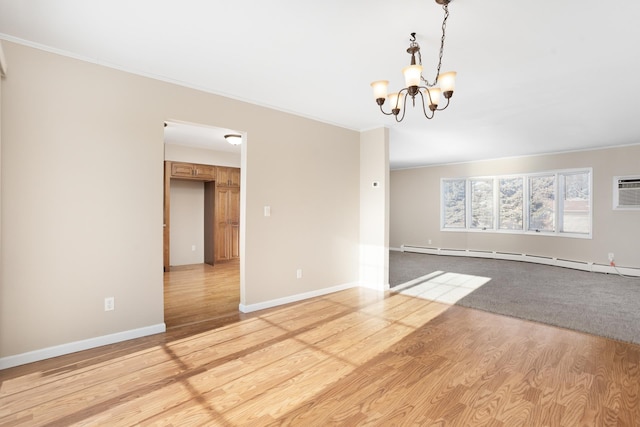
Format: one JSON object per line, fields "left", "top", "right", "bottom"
{"left": 216, "top": 167, "right": 230, "bottom": 187}
{"left": 194, "top": 164, "right": 216, "bottom": 180}
{"left": 229, "top": 188, "right": 240, "bottom": 224}
{"left": 214, "top": 187, "right": 240, "bottom": 261}
{"left": 216, "top": 167, "right": 240, "bottom": 187}
{"left": 171, "top": 162, "right": 195, "bottom": 178}
{"left": 215, "top": 187, "right": 230, "bottom": 261}
{"left": 231, "top": 224, "right": 240, "bottom": 259}
{"left": 229, "top": 188, "right": 240, "bottom": 259}
{"left": 229, "top": 168, "right": 241, "bottom": 187}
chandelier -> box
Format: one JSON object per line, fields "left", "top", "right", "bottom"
{"left": 370, "top": 0, "right": 456, "bottom": 122}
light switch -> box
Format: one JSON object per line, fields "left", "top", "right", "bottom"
{"left": 264, "top": 206, "right": 271, "bottom": 217}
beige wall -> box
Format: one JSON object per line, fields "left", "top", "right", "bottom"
{"left": 242, "top": 113, "right": 361, "bottom": 305}
{"left": 169, "top": 180, "right": 205, "bottom": 265}
{"left": 0, "top": 42, "right": 3, "bottom": 300}
{"left": 0, "top": 41, "right": 361, "bottom": 361}
{"left": 390, "top": 145, "right": 640, "bottom": 268}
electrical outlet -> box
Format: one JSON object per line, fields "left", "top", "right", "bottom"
{"left": 428, "top": 239, "right": 432, "bottom": 245}
{"left": 608, "top": 253, "right": 614, "bottom": 262}
{"left": 104, "top": 297, "right": 115, "bottom": 311}
{"left": 296, "top": 268, "right": 303, "bottom": 279}
{"left": 191, "top": 245, "right": 196, "bottom": 251}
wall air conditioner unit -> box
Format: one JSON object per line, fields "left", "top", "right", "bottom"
{"left": 613, "top": 175, "right": 640, "bottom": 210}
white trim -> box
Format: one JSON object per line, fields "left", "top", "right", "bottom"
{"left": 389, "top": 246, "right": 403, "bottom": 252}
{"left": 239, "top": 282, "right": 360, "bottom": 313}
{"left": 401, "top": 245, "right": 640, "bottom": 277}
{"left": 0, "top": 323, "right": 166, "bottom": 370}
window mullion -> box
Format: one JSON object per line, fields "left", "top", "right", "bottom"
{"left": 466, "top": 178, "right": 471, "bottom": 230}
{"left": 556, "top": 173, "right": 562, "bottom": 235}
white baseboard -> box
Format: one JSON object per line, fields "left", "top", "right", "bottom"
{"left": 0, "top": 323, "right": 166, "bottom": 370}
{"left": 239, "top": 282, "right": 360, "bottom": 313}
{"left": 401, "top": 245, "right": 640, "bottom": 277}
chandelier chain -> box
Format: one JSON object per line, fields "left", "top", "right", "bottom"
{"left": 422, "top": 3, "right": 449, "bottom": 87}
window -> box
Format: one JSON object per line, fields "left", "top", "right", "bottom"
{"left": 442, "top": 179, "right": 466, "bottom": 228}
{"left": 528, "top": 174, "right": 555, "bottom": 232}
{"left": 559, "top": 171, "right": 590, "bottom": 234}
{"left": 498, "top": 177, "right": 523, "bottom": 230}
{"left": 441, "top": 169, "right": 592, "bottom": 238}
{"left": 470, "top": 179, "right": 493, "bottom": 229}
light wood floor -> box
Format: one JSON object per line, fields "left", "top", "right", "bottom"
{"left": 164, "top": 260, "right": 240, "bottom": 328}
{"left": 1, "top": 287, "right": 639, "bottom": 425}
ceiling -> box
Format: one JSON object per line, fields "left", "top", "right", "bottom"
{"left": 1, "top": 0, "right": 639, "bottom": 169}
{"left": 164, "top": 121, "right": 242, "bottom": 154}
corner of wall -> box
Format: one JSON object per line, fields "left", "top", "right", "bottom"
{"left": 359, "top": 128, "right": 390, "bottom": 290}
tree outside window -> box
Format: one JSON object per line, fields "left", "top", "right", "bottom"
{"left": 499, "top": 177, "right": 523, "bottom": 230}
{"left": 442, "top": 179, "right": 466, "bottom": 228}
{"left": 529, "top": 175, "right": 555, "bottom": 232}
{"left": 471, "top": 179, "right": 493, "bottom": 229}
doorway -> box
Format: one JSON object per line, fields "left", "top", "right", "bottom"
{"left": 163, "top": 121, "right": 243, "bottom": 328}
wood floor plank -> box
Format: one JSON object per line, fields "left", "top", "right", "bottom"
{"left": 2, "top": 277, "right": 640, "bottom": 426}
{"left": 164, "top": 260, "right": 240, "bottom": 328}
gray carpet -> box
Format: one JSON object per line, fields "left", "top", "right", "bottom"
{"left": 390, "top": 251, "right": 640, "bottom": 345}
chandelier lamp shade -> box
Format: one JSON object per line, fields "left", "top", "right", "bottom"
{"left": 371, "top": 0, "right": 456, "bottom": 122}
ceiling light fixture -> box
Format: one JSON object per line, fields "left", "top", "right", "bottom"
{"left": 224, "top": 134, "right": 242, "bottom": 145}
{"left": 370, "top": 0, "right": 456, "bottom": 122}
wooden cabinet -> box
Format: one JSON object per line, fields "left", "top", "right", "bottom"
{"left": 170, "top": 162, "right": 216, "bottom": 180}
{"left": 215, "top": 187, "right": 240, "bottom": 261}
{"left": 163, "top": 160, "right": 240, "bottom": 270}
{"left": 216, "top": 166, "right": 240, "bottom": 187}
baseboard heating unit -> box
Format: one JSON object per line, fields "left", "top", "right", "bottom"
{"left": 399, "top": 245, "right": 640, "bottom": 278}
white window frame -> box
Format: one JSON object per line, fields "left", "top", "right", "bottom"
{"left": 469, "top": 177, "right": 495, "bottom": 231}
{"left": 527, "top": 172, "right": 556, "bottom": 234}
{"left": 440, "top": 168, "right": 592, "bottom": 239}
{"left": 558, "top": 170, "right": 592, "bottom": 236}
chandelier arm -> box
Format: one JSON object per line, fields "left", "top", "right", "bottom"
{"left": 420, "top": 3, "right": 450, "bottom": 87}
{"left": 394, "top": 89, "right": 410, "bottom": 123}
{"left": 417, "top": 90, "right": 436, "bottom": 119}
{"left": 435, "top": 96, "right": 451, "bottom": 111}
{"left": 378, "top": 103, "right": 394, "bottom": 116}
{"left": 422, "top": 86, "right": 434, "bottom": 107}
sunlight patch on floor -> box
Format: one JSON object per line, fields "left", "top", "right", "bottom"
{"left": 393, "top": 271, "right": 491, "bottom": 304}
